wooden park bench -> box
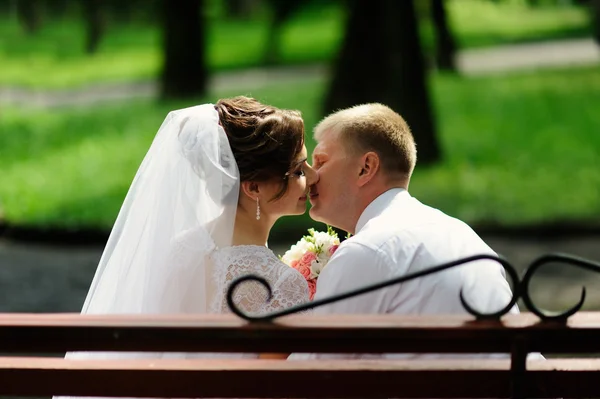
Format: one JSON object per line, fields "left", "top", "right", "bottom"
{"left": 0, "top": 252, "right": 599, "bottom": 398}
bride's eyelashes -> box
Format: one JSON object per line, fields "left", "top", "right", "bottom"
{"left": 284, "top": 166, "right": 305, "bottom": 179}
{"left": 292, "top": 167, "right": 305, "bottom": 178}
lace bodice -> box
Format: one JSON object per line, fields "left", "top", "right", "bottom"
{"left": 211, "top": 245, "right": 310, "bottom": 316}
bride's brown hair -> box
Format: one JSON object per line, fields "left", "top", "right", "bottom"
{"left": 215, "top": 96, "right": 305, "bottom": 201}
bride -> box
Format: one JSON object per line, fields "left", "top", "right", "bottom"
{"left": 66, "top": 96, "right": 316, "bottom": 361}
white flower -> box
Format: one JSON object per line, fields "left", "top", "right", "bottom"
{"left": 309, "top": 259, "right": 321, "bottom": 279}
{"left": 282, "top": 227, "right": 340, "bottom": 276}
{"left": 311, "top": 231, "right": 339, "bottom": 255}
{"left": 316, "top": 250, "right": 329, "bottom": 264}
{"left": 281, "top": 238, "right": 313, "bottom": 265}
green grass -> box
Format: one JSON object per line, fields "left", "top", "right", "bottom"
{"left": 0, "top": 78, "right": 327, "bottom": 230}
{"left": 0, "top": 0, "right": 591, "bottom": 88}
{"left": 1, "top": 67, "right": 600, "bottom": 234}
{"left": 436, "top": 0, "right": 592, "bottom": 48}
{"left": 413, "top": 67, "right": 600, "bottom": 225}
{"left": 0, "top": 5, "right": 345, "bottom": 88}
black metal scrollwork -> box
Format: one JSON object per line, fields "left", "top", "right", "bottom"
{"left": 226, "top": 251, "right": 600, "bottom": 323}
{"left": 521, "top": 253, "right": 600, "bottom": 322}
{"left": 227, "top": 254, "right": 520, "bottom": 322}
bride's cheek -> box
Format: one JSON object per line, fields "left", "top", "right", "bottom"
{"left": 291, "top": 178, "right": 302, "bottom": 191}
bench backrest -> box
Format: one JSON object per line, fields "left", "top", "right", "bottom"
{"left": 0, "top": 312, "right": 599, "bottom": 398}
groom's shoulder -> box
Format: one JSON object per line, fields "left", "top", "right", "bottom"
{"left": 345, "top": 219, "right": 415, "bottom": 257}
{"left": 356, "top": 196, "right": 482, "bottom": 249}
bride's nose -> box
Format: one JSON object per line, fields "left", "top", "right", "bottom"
{"left": 305, "top": 163, "right": 319, "bottom": 186}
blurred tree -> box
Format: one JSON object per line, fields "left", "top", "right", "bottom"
{"left": 431, "top": 0, "right": 457, "bottom": 71}
{"left": 0, "top": 1, "right": 12, "bottom": 14}
{"left": 263, "top": 0, "right": 303, "bottom": 64}
{"left": 592, "top": 0, "right": 600, "bottom": 45}
{"left": 82, "top": 0, "right": 104, "bottom": 54}
{"left": 104, "top": 0, "right": 156, "bottom": 23}
{"left": 46, "top": 0, "right": 70, "bottom": 17}
{"left": 16, "top": 0, "right": 42, "bottom": 34}
{"left": 160, "top": 0, "right": 207, "bottom": 99}
{"left": 106, "top": 0, "right": 135, "bottom": 22}
{"left": 574, "top": 0, "right": 600, "bottom": 45}
{"left": 225, "top": 0, "right": 260, "bottom": 19}
{"left": 324, "top": 0, "right": 441, "bottom": 164}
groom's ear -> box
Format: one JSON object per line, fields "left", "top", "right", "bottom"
{"left": 241, "top": 181, "right": 260, "bottom": 200}
{"left": 357, "top": 152, "right": 380, "bottom": 187}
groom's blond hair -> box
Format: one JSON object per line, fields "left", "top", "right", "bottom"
{"left": 315, "top": 103, "right": 417, "bottom": 181}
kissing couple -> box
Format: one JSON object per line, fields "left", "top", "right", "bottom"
{"left": 67, "top": 96, "right": 516, "bottom": 362}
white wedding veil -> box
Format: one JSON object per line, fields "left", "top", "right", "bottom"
{"left": 54, "top": 105, "right": 239, "bottom": 399}
{"left": 79, "top": 103, "right": 239, "bottom": 317}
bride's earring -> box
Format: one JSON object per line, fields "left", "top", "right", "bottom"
{"left": 256, "top": 197, "right": 261, "bottom": 220}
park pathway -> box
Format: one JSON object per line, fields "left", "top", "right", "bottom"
{"left": 0, "top": 38, "right": 598, "bottom": 108}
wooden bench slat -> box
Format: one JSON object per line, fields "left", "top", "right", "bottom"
{"left": 1, "top": 312, "right": 600, "bottom": 398}
{"left": 0, "top": 357, "right": 515, "bottom": 370}
{"left": 3, "top": 356, "right": 599, "bottom": 371}
{"left": 1, "top": 312, "right": 600, "bottom": 354}
{"left": 0, "top": 357, "right": 594, "bottom": 398}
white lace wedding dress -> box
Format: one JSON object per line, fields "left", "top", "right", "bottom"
{"left": 183, "top": 244, "right": 309, "bottom": 360}
{"left": 211, "top": 245, "right": 309, "bottom": 316}
{"left": 64, "top": 244, "right": 309, "bottom": 366}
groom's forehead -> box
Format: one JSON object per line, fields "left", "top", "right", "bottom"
{"left": 315, "top": 129, "right": 341, "bottom": 147}
{"left": 313, "top": 142, "right": 339, "bottom": 160}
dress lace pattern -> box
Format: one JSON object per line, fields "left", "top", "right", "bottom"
{"left": 211, "top": 245, "right": 310, "bottom": 316}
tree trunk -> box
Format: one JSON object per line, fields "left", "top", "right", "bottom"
{"left": 263, "top": 0, "right": 301, "bottom": 64}
{"left": 16, "top": 0, "right": 42, "bottom": 34}
{"left": 592, "top": 0, "right": 600, "bottom": 46}
{"left": 105, "top": 0, "right": 138, "bottom": 23}
{"left": 160, "top": 0, "right": 207, "bottom": 99}
{"left": 225, "top": 0, "right": 259, "bottom": 19}
{"left": 263, "top": 16, "right": 283, "bottom": 65}
{"left": 431, "top": 0, "right": 457, "bottom": 72}
{"left": 324, "top": 0, "right": 441, "bottom": 165}
{"left": 46, "top": 0, "right": 70, "bottom": 17}
{"left": 83, "top": 0, "right": 104, "bottom": 54}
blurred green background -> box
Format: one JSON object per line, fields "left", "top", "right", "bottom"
{"left": 1, "top": 0, "right": 599, "bottom": 241}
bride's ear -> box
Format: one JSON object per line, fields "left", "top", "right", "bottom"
{"left": 240, "top": 181, "right": 260, "bottom": 201}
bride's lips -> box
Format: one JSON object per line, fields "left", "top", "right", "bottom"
{"left": 299, "top": 195, "right": 307, "bottom": 201}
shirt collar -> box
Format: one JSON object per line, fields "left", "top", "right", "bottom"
{"left": 355, "top": 188, "right": 408, "bottom": 234}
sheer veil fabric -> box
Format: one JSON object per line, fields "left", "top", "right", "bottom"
{"left": 64, "top": 104, "right": 239, "bottom": 362}
{"left": 55, "top": 103, "right": 312, "bottom": 399}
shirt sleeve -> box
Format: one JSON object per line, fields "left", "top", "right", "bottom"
{"left": 288, "top": 242, "right": 394, "bottom": 361}
{"left": 312, "top": 241, "right": 394, "bottom": 315}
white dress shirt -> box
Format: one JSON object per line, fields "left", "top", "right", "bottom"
{"left": 313, "top": 188, "right": 515, "bottom": 316}
{"left": 289, "top": 188, "right": 522, "bottom": 361}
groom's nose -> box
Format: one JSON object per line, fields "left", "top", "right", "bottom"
{"left": 305, "top": 164, "right": 319, "bottom": 186}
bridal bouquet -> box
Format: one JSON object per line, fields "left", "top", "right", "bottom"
{"left": 281, "top": 226, "right": 340, "bottom": 300}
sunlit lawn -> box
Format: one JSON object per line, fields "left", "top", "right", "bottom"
{"left": 1, "top": 66, "right": 599, "bottom": 237}
{"left": 0, "top": 0, "right": 591, "bottom": 88}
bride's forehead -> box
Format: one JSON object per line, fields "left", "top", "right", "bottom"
{"left": 293, "top": 145, "right": 308, "bottom": 162}
{"left": 298, "top": 145, "right": 308, "bottom": 157}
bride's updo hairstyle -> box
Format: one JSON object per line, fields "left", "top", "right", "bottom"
{"left": 215, "top": 96, "right": 305, "bottom": 201}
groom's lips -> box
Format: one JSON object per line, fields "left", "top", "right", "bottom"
{"left": 299, "top": 195, "right": 307, "bottom": 201}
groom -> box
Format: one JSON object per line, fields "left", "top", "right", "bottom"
{"left": 305, "top": 103, "right": 515, "bottom": 324}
